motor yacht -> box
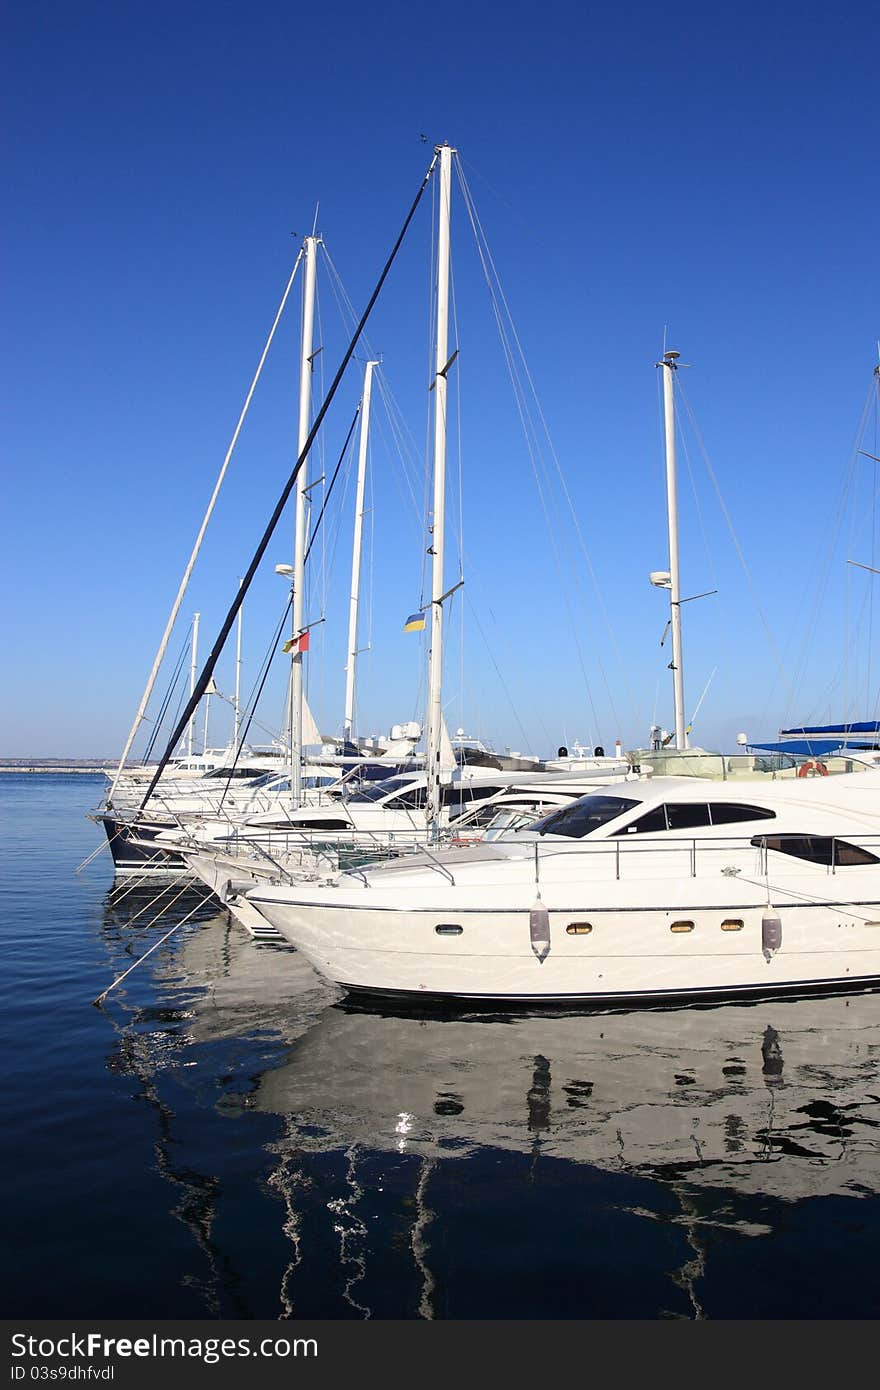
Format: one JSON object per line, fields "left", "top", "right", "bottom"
{"left": 248, "top": 762, "right": 880, "bottom": 1004}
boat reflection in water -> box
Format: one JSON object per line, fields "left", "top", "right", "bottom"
{"left": 97, "top": 894, "right": 880, "bottom": 1318}
{"left": 252, "top": 992, "right": 880, "bottom": 1318}
{"left": 256, "top": 995, "right": 879, "bottom": 1197}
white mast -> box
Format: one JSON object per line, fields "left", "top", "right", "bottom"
{"left": 233, "top": 581, "right": 243, "bottom": 752}
{"left": 290, "top": 234, "right": 319, "bottom": 806}
{"left": 202, "top": 677, "right": 218, "bottom": 754}
{"left": 343, "top": 358, "right": 379, "bottom": 743}
{"left": 186, "top": 612, "right": 200, "bottom": 758}
{"left": 660, "top": 348, "right": 687, "bottom": 750}
{"left": 426, "top": 143, "right": 454, "bottom": 833}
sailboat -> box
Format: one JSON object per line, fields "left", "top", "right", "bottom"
{"left": 163, "top": 144, "right": 634, "bottom": 930}
{"left": 96, "top": 239, "right": 430, "bottom": 876}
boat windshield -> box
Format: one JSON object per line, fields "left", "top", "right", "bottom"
{"left": 527, "top": 794, "right": 640, "bottom": 839}
{"left": 247, "top": 772, "right": 288, "bottom": 789}
{"left": 484, "top": 809, "right": 542, "bottom": 840}
{"left": 348, "top": 776, "right": 422, "bottom": 804}
{"left": 350, "top": 762, "right": 410, "bottom": 784}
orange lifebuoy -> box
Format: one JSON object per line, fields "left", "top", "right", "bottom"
{"left": 797, "top": 760, "right": 828, "bottom": 777}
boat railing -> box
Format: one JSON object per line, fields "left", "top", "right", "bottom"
{"left": 230, "top": 834, "right": 339, "bottom": 885}
{"left": 399, "top": 831, "right": 880, "bottom": 888}
{"left": 221, "top": 825, "right": 430, "bottom": 859}
{"left": 521, "top": 833, "right": 880, "bottom": 884}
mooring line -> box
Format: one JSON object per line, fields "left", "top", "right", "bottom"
{"left": 93, "top": 886, "right": 218, "bottom": 1007}
{"left": 106, "top": 875, "right": 205, "bottom": 930}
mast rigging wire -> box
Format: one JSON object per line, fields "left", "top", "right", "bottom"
{"left": 676, "top": 377, "right": 798, "bottom": 717}
{"left": 141, "top": 629, "right": 191, "bottom": 762}
{"left": 212, "top": 598, "right": 293, "bottom": 809}
{"left": 454, "top": 157, "right": 625, "bottom": 743}
{"left": 304, "top": 406, "right": 362, "bottom": 567}
{"left": 303, "top": 405, "right": 362, "bottom": 735}
{"left": 109, "top": 250, "right": 305, "bottom": 798}
{"left": 321, "top": 248, "right": 426, "bottom": 530}
{"left": 775, "top": 376, "right": 876, "bottom": 724}
{"left": 213, "top": 404, "right": 361, "bottom": 811}
{"left": 139, "top": 152, "right": 439, "bottom": 811}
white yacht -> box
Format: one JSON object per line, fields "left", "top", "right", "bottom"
{"left": 99, "top": 756, "right": 419, "bottom": 877}
{"left": 164, "top": 763, "right": 629, "bottom": 873}
{"left": 247, "top": 764, "right": 880, "bottom": 1004}
{"left": 177, "top": 770, "right": 639, "bottom": 936}
{"left": 104, "top": 747, "right": 291, "bottom": 812}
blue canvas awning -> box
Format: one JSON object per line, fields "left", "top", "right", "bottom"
{"left": 780, "top": 721, "right": 880, "bottom": 738}
{"left": 750, "top": 739, "right": 879, "bottom": 756}
{"left": 751, "top": 718, "right": 880, "bottom": 756}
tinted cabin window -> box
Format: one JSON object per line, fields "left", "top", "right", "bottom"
{"left": 386, "top": 787, "right": 427, "bottom": 810}
{"left": 665, "top": 803, "right": 712, "bottom": 830}
{"left": 530, "top": 796, "right": 638, "bottom": 839}
{"left": 709, "top": 803, "right": 775, "bottom": 825}
{"left": 619, "top": 802, "right": 711, "bottom": 831}
{"left": 441, "top": 784, "right": 504, "bottom": 807}
{"left": 751, "top": 834, "right": 880, "bottom": 866}
{"left": 349, "top": 776, "right": 421, "bottom": 804}
{"left": 617, "top": 805, "right": 668, "bottom": 834}
{"left": 619, "top": 802, "right": 774, "bottom": 834}
{"left": 257, "top": 817, "right": 349, "bottom": 830}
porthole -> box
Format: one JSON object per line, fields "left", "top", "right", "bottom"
{"left": 670, "top": 920, "right": 695, "bottom": 933}
{"left": 721, "top": 918, "right": 744, "bottom": 931}
{"left": 435, "top": 923, "right": 463, "bottom": 936}
{"left": 566, "top": 922, "right": 593, "bottom": 935}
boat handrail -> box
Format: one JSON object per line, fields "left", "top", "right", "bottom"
{"left": 520, "top": 831, "right": 880, "bottom": 882}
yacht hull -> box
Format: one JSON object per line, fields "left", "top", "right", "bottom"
{"left": 100, "top": 814, "right": 191, "bottom": 876}
{"left": 184, "top": 850, "right": 280, "bottom": 936}
{"left": 247, "top": 885, "right": 880, "bottom": 1004}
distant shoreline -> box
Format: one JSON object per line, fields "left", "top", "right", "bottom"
{"left": 0, "top": 762, "right": 122, "bottom": 774}
{"left": 0, "top": 767, "right": 112, "bottom": 775}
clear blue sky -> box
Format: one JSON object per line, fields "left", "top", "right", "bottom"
{"left": 3, "top": 0, "right": 878, "bottom": 757}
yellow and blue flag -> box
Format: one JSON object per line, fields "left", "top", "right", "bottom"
{"left": 403, "top": 611, "right": 426, "bottom": 633}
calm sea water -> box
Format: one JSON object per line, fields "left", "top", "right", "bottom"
{"left": 2, "top": 773, "right": 879, "bottom": 1320}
